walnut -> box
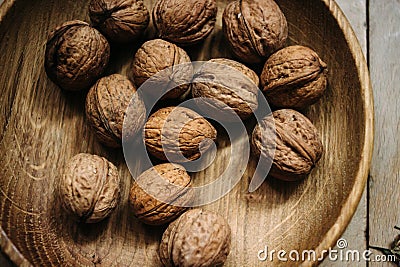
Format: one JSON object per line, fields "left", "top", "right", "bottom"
{"left": 252, "top": 109, "right": 323, "bottom": 181}
{"left": 129, "top": 163, "right": 193, "bottom": 225}
{"left": 144, "top": 107, "right": 217, "bottom": 162}
{"left": 89, "top": 0, "right": 150, "bottom": 43}
{"left": 159, "top": 209, "right": 231, "bottom": 267}
{"left": 58, "top": 153, "right": 120, "bottom": 223}
{"left": 261, "top": 45, "right": 328, "bottom": 109}
{"left": 192, "top": 58, "right": 259, "bottom": 121}
{"left": 131, "top": 39, "right": 193, "bottom": 99}
{"left": 152, "top": 0, "right": 217, "bottom": 45}
{"left": 85, "top": 74, "right": 146, "bottom": 148}
{"left": 222, "top": 0, "right": 288, "bottom": 64}
{"left": 44, "top": 20, "right": 110, "bottom": 91}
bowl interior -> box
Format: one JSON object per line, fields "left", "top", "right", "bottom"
{"left": 0, "top": 0, "right": 370, "bottom": 266}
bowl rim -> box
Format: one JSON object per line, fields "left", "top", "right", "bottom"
{"left": 0, "top": 0, "right": 374, "bottom": 266}
{"left": 300, "top": 0, "right": 374, "bottom": 265}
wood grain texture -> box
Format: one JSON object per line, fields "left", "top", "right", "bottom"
{"left": 336, "top": 0, "right": 367, "bottom": 55}
{"left": 369, "top": 1, "right": 400, "bottom": 266}
{"left": 0, "top": 0, "right": 373, "bottom": 266}
{"left": 320, "top": 1, "right": 368, "bottom": 266}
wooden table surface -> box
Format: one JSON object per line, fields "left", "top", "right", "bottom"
{"left": 322, "top": 1, "right": 400, "bottom": 266}
{"left": 0, "top": 0, "right": 398, "bottom": 266}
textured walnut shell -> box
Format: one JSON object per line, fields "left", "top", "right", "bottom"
{"left": 131, "top": 39, "right": 193, "bottom": 99}
{"left": 144, "top": 107, "right": 217, "bottom": 162}
{"left": 85, "top": 74, "right": 146, "bottom": 148}
{"left": 89, "top": 0, "right": 150, "bottom": 43}
{"left": 252, "top": 109, "right": 323, "bottom": 181}
{"left": 192, "top": 58, "right": 259, "bottom": 121}
{"left": 222, "top": 0, "right": 288, "bottom": 64}
{"left": 152, "top": 0, "right": 217, "bottom": 45}
{"left": 129, "top": 163, "right": 192, "bottom": 225}
{"left": 261, "top": 45, "right": 328, "bottom": 109}
{"left": 44, "top": 20, "right": 110, "bottom": 91}
{"left": 58, "top": 153, "right": 120, "bottom": 223}
{"left": 159, "top": 209, "right": 231, "bottom": 267}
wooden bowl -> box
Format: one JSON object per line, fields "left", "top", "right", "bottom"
{"left": 0, "top": 0, "right": 373, "bottom": 266}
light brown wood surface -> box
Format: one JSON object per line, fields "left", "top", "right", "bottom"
{"left": 0, "top": 0, "right": 374, "bottom": 266}
{"left": 320, "top": 1, "right": 368, "bottom": 266}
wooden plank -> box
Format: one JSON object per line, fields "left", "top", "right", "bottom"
{"left": 320, "top": 1, "right": 368, "bottom": 266}
{"left": 369, "top": 1, "right": 400, "bottom": 266}
{"left": 336, "top": 0, "right": 367, "bottom": 55}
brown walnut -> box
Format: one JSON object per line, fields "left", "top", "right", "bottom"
{"left": 131, "top": 39, "right": 193, "bottom": 99}
{"left": 129, "top": 163, "right": 193, "bottom": 225}
{"left": 252, "top": 109, "right": 323, "bottom": 181}
{"left": 192, "top": 58, "right": 259, "bottom": 121}
{"left": 152, "top": 0, "right": 217, "bottom": 45}
{"left": 159, "top": 208, "right": 231, "bottom": 267}
{"left": 89, "top": 0, "right": 150, "bottom": 43}
{"left": 144, "top": 107, "right": 217, "bottom": 162}
{"left": 85, "top": 74, "right": 146, "bottom": 148}
{"left": 261, "top": 45, "right": 328, "bottom": 109}
{"left": 44, "top": 20, "right": 110, "bottom": 91}
{"left": 223, "top": 0, "right": 288, "bottom": 64}
{"left": 58, "top": 153, "right": 120, "bottom": 223}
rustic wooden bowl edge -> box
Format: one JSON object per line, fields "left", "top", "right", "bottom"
{"left": 300, "top": 1, "right": 374, "bottom": 266}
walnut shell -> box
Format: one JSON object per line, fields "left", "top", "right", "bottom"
{"left": 192, "top": 58, "right": 259, "bottom": 121}
{"left": 58, "top": 153, "right": 120, "bottom": 223}
{"left": 252, "top": 109, "right": 323, "bottom": 181}
{"left": 129, "top": 163, "right": 192, "bottom": 225}
{"left": 89, "top": 0, "right": 150, "bottom": 43}
{"left": 86, "top": 74, "right": 146, "bottom": 148}
{"left": 222, "top": 0, "right": 288, "bottom": 64}
{"left": 131, "top": 39, "right": 193, "bottom": 99}
{"left": 159, "top": 209, "right": 231, "bottom": 267}
{"left": 44, "top": 20, "right": 110, "bottom": 91}
{"left": 152, "top": 0, "right": 217, "bottom": 45}
{"left": 261, "top": 45, "right": 328, "bottom": 109}
{"left": 144, "top": 107, "right": 217, "bottom": 162}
